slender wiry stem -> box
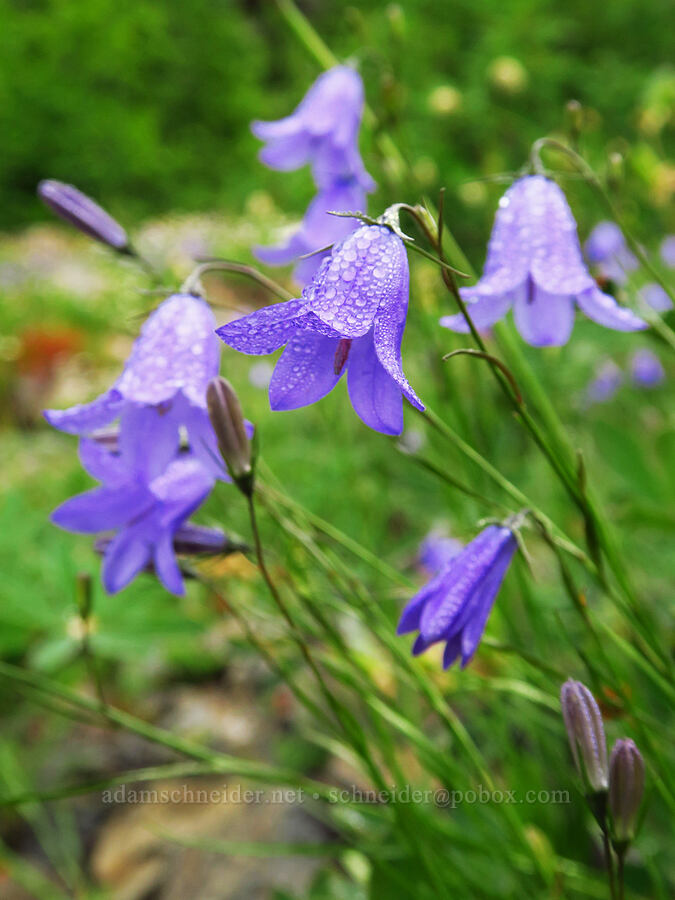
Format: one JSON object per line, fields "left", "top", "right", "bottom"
{"left": 617, "top": 850, "right": 626, "bottom": 900}
{"left": 602, "top": 827, "right": 618, "bottom": 900}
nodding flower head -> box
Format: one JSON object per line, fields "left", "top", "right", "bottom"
{"left": 251, "top": 65, "right": 374, "bottom": 191}
{"left": 584, "top": 221, "right": 639, "bottom": 285}
{"left": 38, "top": 179, "right": 129, "bottom": 251}
{"left": 52, "top": 434, "right": 216, "bottom": 595}
{"left": 440, "top": 176, "right": 648, "bottom": 346}
{"left": 560, "top": 679, "right": 609, "bottom": 795}
{"left": 398, "top": 525, "right": 517, "bottom": 669}
{"left": 44, "top": 293, "right": 224, "bottom": 477}
{"left": 217, "top": 223, "right": 423, "bottom": 436}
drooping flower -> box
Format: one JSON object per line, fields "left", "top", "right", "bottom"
{"left": 585, "top": 359, "right": 623, "bottom": 405}
{"left": 584, "top": 221, "right": 638, "bottom": 285}
{"left": 630, "top": 349, "right": 665, "bottom": 387}
{"left": 417, "top": 528, "right": 463, "bottom": 575}
{"left": 38, "top": 180, "right": 129, "bottom": 251}
{"left": 44, "top": 293, "right": 223, "bottom": 475}
{"left": 639, "top": 282, "right": 673, "bottom": 313}
{"left": 256, "top": 177, "right": 370, "bottom": 285}
{"left": 253, "top": 66, "right": 375, "bottom": 285}
{"left": 252, "top": 65, "right": 373, "bottom": 190}
{"left": 52, "top": 434, "right": 216, "bottom": 595}
{"left": 217, "top": 223, "right": 424, "bottom": 436}
{"left": 609, "top": 738, "right": 645, "bottom": 845}
{"left": 660, "top": 235, "right": 675, "bottom": 268}
{"left": 440, "top": 176, "right": 648, "bottom": 346}
{"left": 560, "top": 679, "right": 609, "bottom": 795}
{"left": 397, "top": 525, "right": 517, "bottom": 669}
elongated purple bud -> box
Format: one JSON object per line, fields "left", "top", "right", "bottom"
{"left": 561, "top": 679, "right": 609, "bottom": 794}
{"left": 38, "top": 180, "right": 129, "bottom": 251}
{"left": 206, "top": 377, "right": 254, "bottom": 495}
{"left": 609, "top": 739, "right": 644, "bottom": 846}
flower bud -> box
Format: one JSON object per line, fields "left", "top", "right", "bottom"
{"left": 561, "top": 679, "right": 609, "bottom": 794}
{"left": 206, "top": 376, "right": 254, "bottom": 494}
{"left": 609, "top": 738, "right": 645, "bottom": 846}
{"left": 38, "top": 180, "right": 129, "bottom": 251}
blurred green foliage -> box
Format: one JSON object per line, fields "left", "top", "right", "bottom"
{"left": 1, "top": 0, "right": 674, "bottom": 233}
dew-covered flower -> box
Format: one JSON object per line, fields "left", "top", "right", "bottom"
{"left": 397, "top": 525, "right": 517, "bottom": 669}
{"left": 252, "top": 65, "right": 373, "bottom": 190}
{"left": 585, "top": 359, "right": 623, "bottom": 405}
{"left": 417, "top": 528, "right": 463, "bottom": 575}
{"left": 256, "top": 177, "right": 370, "bottom": 285}
{"left": 44, "top": 294, "right": 222, "bottom": 475}
{"left": 52, "top": 434, "right": 216, "bottom": 595}
{"left": 584, "top": 221, "right": 638, "bottom": 285}
{"left": 38, "top": 180, "right": 129, "bottom": 251}
{"left": 640, "top": 282, "right": 673, "bottom": 313}
{"left": 440, "top": 176, "right": 648, "bottom": 346}
{"left": 561, "top": 679, "right": 609, "bottom": 794}
{"left": 630, "top": 349, "right": 665, "bottom": 387}
{"left": 217, "top": 224, "right": 423, "bottom": 436}
{"left": 660, "top": 235, "right": 675, "bottom": 268}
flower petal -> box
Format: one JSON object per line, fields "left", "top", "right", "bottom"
{"left": 439, "top": 288, "right": 514, "bottom": 333}
{"left": 52, "top": 486, "right": 152, "bottom": 534}
{"left": 397, "top": 570, "right": 446, "bottom": 635}
{"left": 44, "top": 388, "right": 123, "bottom": 434}
{"left": 372, "top": 276, "right": 424, "bottom": 411}
{"left": 216, "top": 299, "right": 307, "bottom": 355}
{"left": 269, "top": 330, "right": 343, "bottom": 411}
{"left": 102, "top": 525, "right": 153, "bottom": 594}
{"left": 153, "top": 533, "right": 185, "bottom": 595}
{"left": 513, "top": 279, "right": 575, "bottom": 346}
{"left": 117, "top": 402, "right": 182, "bottom": 480}
{"left": 347, "top": 333, "right": 403, "bottom": 435}
{"left": 442, "top": 633, "right": 463, "bottom": 669}
{"left": 576, "top": 286, "right": 648, "bottom": 332}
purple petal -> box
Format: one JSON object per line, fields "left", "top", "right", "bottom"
{"left": 117, "top": 401, "right": 182, "bottom": 480}
{"left": 660, "top": 235, "right": 675, "bottom": 268}
{"left": 153, "top": 533, "right": 185, "bottom": 595}
{"left": 440, "top": 288, "right": 514, "bottom": 333}
{"left": 442, "top": 634, "right": 463, "bottom": 669}
{"left": 52, "top": 486, "right": 152, "bottom": 534}
{"left": 117, "top": 294, "right": 219, "bottom": 407}
{"left": 258, "top": 132, "right": 313, "bottom": 171}
{"left": 347, "top": 333, "right": 403, "bottom": 435}
{"left": 304, "top": 225, "right": 407, "bottom": 338}
{"left": 173, "top": 524, "right": 229, "bottom": 555}
{"left": 216, "top": 298, "right": 306, "bottom": 355}
{"left": 269, "top": 330, "right": 343, "bottom": 411}
{"left": 576, "top": 286, "right": 648, "bottom": 332}
{"left": 102, "top": 526, "right": 154, "bottom": 594}
{"left": 397, "top": 569, "right": 447, "bottom": 634}
{"left": 44, "top": 388, "right": 123, "bottom": 435}
{"left": 640, "top": 283, "right": 673, "bottom": 313}
{"left": 372, "top": 280, "right": 424, "bottom": 412}
{"left": 513, "top": 279, "right": 575, "bottom": 346}
{"left": 150, "top": 457, "right": 214, "bottom": 519}
{"left": 630, "top": 349, "right": 665, "bottom": 388}
{"left": 78, "top": 437, "right": 126, "bottom": 484}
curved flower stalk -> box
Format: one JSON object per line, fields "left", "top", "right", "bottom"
{"left": 584, "top": 221, "right": 638, "bottom": 285}
{"left": 253, "top": 65, "right": 375, "bottom": 285}
{"left": 440, "top": 176, "right": 648, "bottom": 346}
{"left": 52, "top": 435, "right": 217, "bottom": 595}
{"left": 217, "top": 223, "right": 423, "bottom": 436}
{"left": 397, "top": 525, "right": 517, "bottom": 669}
{"left": 44, "top": 293, "right": 223, "bottom": 476}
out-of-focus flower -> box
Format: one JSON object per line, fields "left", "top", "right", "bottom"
{"left": 640, "top": 282, "right": 673, "bottom": 313}
{"left": 44, "top": 294, "right": 222, "bottom": 476}
{"left": 560, "top": 679, "right": 609, "bottom": 795}
{"left": 440, "top": 177, "right": 648, "bottom": 346}
{"left": 252, "top": 66, "right": 375, "bottom": 286}
{"left": 585, "top": 359, "right": 623, "bottom": 405}
{"left": 427, "top": 85, "right": 462, "bottom": 116}
{"left": 609, "top": 738, "right": 645, "bottom": 845}
{"left": 417, "top": 528, "right": 463, "bottom": 575}
{"left": 38, "top": 180, "right": 129, "bottom": 251}
{"left": 488, "top": 57, "right": 528, "bottom": 94}
{"left": 584, "top": 221, "right": 639, "bottom": 285}
{"left": 630, "top": 349, "right": 665, "bottom": 387}
{"left": 95, "top": 523, "right": 243, "bottom": 563}
{"left": 660, "top": 235, "right": 675, "bottom": 267}
{"left": 397, "top": 525, "right": 517, "bottom": 669}
{"left": 256, "top": 177, "right": 368, "bottom": 284}
{"left": 52, "top": 437, "right": 215, "bottom": 595}
{"left": 252, "top": 66, "right": 373, "bottom": 191}
{"left": 218, "top": 223, "right": 423, "bottom": 435}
